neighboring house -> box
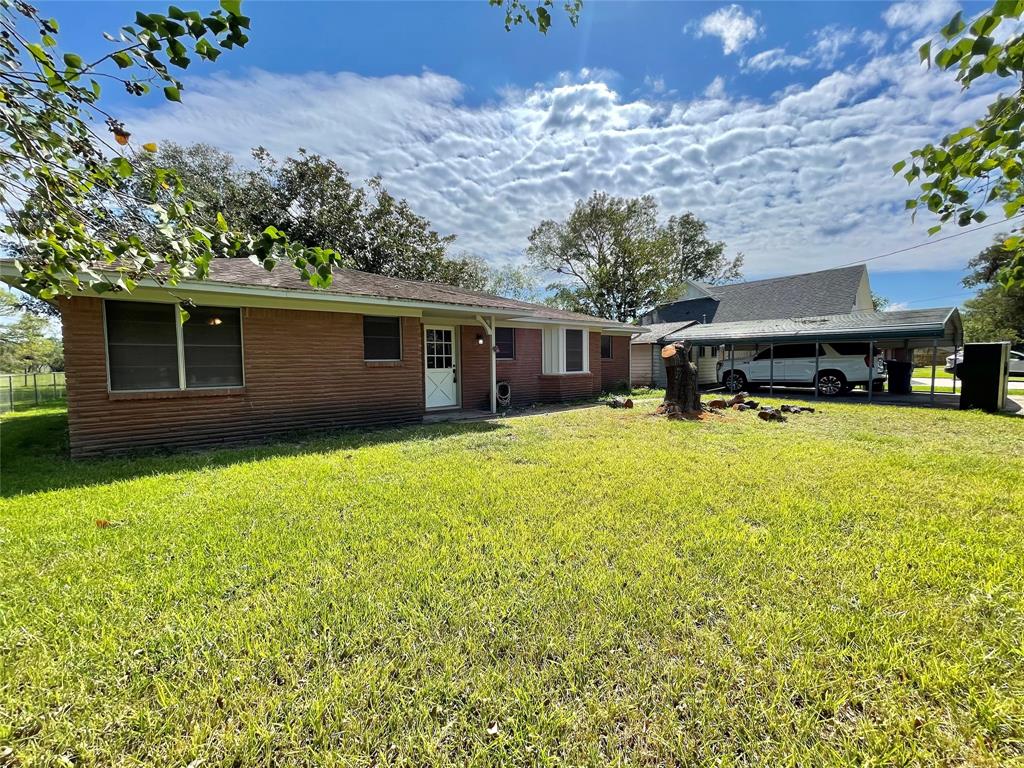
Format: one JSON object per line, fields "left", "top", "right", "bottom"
{"left": 631, "top": 265, "right": 876, "bottom": 387}
{"left": 1, "top": 260, "right": 639, "bottom": 457}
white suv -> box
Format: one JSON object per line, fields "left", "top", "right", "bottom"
{"left": 717, "top": 342, "right": 887, "bottom": 395}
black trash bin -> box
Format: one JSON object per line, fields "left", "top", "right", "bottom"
{"left": 886, "top": 360, "right": 913, "bottom": 395}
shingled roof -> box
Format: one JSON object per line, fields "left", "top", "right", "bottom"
{"left": 645, "top": 265, "right": 868, "bottom": 324}
{"left": 188, "top": 259, "right": 639, "bottom": 330}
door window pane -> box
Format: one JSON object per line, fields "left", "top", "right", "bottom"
{"left": 364, "top": 316, "right": 402, "bottom": 360}
{"left": 183, "top": 306, "right": 243, "bottom": 388}
{"left": 426, "top": 328, "right": 453, "bottom": 369}
{"left": 105, "top": 301, "right": 180, "bottom": 391}
{"left": 565, "top": 329, "right": 584, "bottom": 372}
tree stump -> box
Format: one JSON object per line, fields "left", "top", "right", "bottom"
{"left": 656, "top": 341, "right": 700, "bottom": 417}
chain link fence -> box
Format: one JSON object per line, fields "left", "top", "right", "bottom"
{"left": 0, "top": 372, "right": 66, "bottom": 413}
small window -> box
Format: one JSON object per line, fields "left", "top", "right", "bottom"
{"left": 105, "top": 301, "right": 179, "bottom": 391}
{"left": 364, "top": 316, "right": 402, "bottom": 361}
{"left": 565, "top": 329, "right": 584, "bottom": 372}
{"left": 495, "top": 327, "right": 515, "bottom": 359}
{"left": 183, "top": 306, "right": 243, "bottom": 388}
{"left": 600, "top": 335, "right": 613, "bottom": 360}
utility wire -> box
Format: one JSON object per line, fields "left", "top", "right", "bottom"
{"left": 836, "top": 213, "right": 1024, "bottom": 268}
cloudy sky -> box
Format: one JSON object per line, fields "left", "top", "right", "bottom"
{"left": 49, "top": 0, "right": 1011, "bottom": 308}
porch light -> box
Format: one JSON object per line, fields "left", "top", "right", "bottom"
{"left": 476, "top": 334, "right": 485, "bottom": 345}
{"left": 207, "top": 316, "right": 223, "bottom": 326}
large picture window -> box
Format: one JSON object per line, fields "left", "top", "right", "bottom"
{"left": 105, "top": 301, "right": 180, "bottom": 391}
{"left": 495, "top": 327, "right": 515, "bottom": 359}
{"left": 363, "top": 316, "right": 402, "bottom": 361}
{"left": 105, "top": 301, "right": 242, "bottom": 391}
{"left": 565, "top": 329, "right": 584, "bottom": 372}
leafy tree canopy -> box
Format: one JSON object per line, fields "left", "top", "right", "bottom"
{"left": 898, "top": 0, "right": 1024, "bottom": 291}
{"left": 134, "top": 143, "right": 492, "bottom": 287}
{"left": 0, "top": 291, "right": 62, "bottom": 373}
{"left": 527, "top": 192, "right": 742, "bottom": 322}
{"left": 961, "top": 236, "right": 1024, "bottom": 343}
{"left": 0, "top": 0, "right": 579, "bottom": 308}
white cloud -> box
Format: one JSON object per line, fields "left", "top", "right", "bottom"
{"left": 742, "top": 48, "right": 812, "bottom": 72}
{"left": 704, "top": 76, "right": 727, "bottom": 99}
{"left": 123, "top": 52, "right": 1009, "bottom": 279}
{"left": 883, "top": 0, "right": 959, "bottom": 32}
{"left": 644, "top": 74, "right": 667, "bottom": 94}
{"left": 693, "top": 5, "right": 763, "bottom": 55}
{"left": 810, "top": 26, "right": 859, "bottom": 67}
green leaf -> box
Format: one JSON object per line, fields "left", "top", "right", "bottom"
{"left": 220, "top": 0, "right": 242, "bottom": 16}
{"left": 112, "top": 157, "right": 134, "bottom": 178}
{"left": 918, "top": 40, "right": 931, "bottom": 64}
{"left": 177, "top": 306, "right": 190, "bottom": 325}
{"left": 26, "top": 43, "right": 50, "bottom": 63}
{"left": 112, "top": 51, "right": 132, "bottom": 68}
{"left": 927, "top": 224, "right": 942, "bottom": 235}
{"left": 216, "top": 212, "right": 229, "bottom": 232}
{"left": 941, "top": 11, "right": 965, "bottom": 40}
{"left": 892, "top": 160, "right": 906, "bottom": 174}
{"left": 163, "top": 85, "right": 182, "bottom": 102}
{"left": 62, "top": 53, "right": 83, "bottom": 69}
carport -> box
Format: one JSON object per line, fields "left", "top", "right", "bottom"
{"left": 661, "top": 307, "right": 964, "bottom": 405}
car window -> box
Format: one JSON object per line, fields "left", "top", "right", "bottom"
{"left": 753, "top": 348, "right": 773, "bottom": 361}
{"left": 774, "top": 344, "right": 819, "bottom": 359}
{"left": 829, "top": 342, "right": 868, "bottom": 356}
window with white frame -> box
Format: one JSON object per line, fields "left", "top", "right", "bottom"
{"left": 105, "top": 301, "right": 243, "bottom": 391}
{"left": 541, "top": 327, "right": 589, "bottom": 374}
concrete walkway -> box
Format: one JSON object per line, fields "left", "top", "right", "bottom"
{"left": 911, "top": 377, "right": 1024, "bottom": 391}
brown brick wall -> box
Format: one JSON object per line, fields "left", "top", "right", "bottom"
{"left": 600, "top": 335, "right": 630, "bottom": 391}
{"left": 459, "top": 325, "right": 544, "bottom": 410}
{"left": 59, "top": 297, "right": 424, "bottom": 457}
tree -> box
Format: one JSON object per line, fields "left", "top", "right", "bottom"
{"left": 484, "top": 263, "right": 543, "bottom": 302}
{"left": 0, "top": 0, "right": 581, "bottom": 306}
{"left": 872, "top": 292, "right": 891, "bottom": 311}
{"left": 0, "top": 293, "right": 63, "bottom": 373}
{"left": 135, "top": 143, "right": 490, "bottom": 287}
{"left": 897, "top": 1, "right": 1024, "bottom": 292}
{"left": 961, "top": 237, "right": 1024, "bottom": 343}
{"left": 663, "top": 213, "right": 743, "bottom": 286}
{"left": 527, "top": 192, "right": 741, "bottom": 322}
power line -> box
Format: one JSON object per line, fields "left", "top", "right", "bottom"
{"left": 836, "top": 214, "right": 1024, "bottom": 268}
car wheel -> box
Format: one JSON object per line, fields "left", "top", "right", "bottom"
{"left": 723, "top": 370, "right": 747, "bottom": 393}
{"left": 816, "top": 371, "right": 846, "bottom": 397}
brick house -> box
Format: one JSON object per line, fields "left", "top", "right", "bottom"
{"left": 9, "top": 260, "right": 638, "bottom": 456}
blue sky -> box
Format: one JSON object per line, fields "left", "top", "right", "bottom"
{"left": 42, "top": 0, "right": 1010, "bottom": 309}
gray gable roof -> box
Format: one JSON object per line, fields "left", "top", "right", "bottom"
{"left": 630, "top": 320, "right": 697, "bottom": 345}
{"left": 645, "top": 265, "right": 867, "bottom": 324}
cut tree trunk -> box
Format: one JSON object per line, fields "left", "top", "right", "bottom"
{"left": 656, "top": 342, "right": 700, "bottom": 416}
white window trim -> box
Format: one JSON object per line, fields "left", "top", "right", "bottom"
{"left": 103, "top": 299, "right": 245, "bottom": 393}
{"left": 363, "top": 315, "right": 404, "bottom": 362}
{"left": 562, "top": 327, "right": 588, "bottom": 373}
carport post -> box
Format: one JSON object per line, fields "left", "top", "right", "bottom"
{"left": 868, "top": 340, "right": 874, "bottom": 404}
{"left": 951, "top": 337, "right": 959, "bottom": 394}
{"left": 930, "top": 339, "right": 938, "bottom": 403}
{"left": 729, "top": 344, "right": 735, "bottom": 391}
{"left": 814, "top": 340, "right": 820, "bottom": 400}
{"left": 769, "top": 343, "right": 774, "bottom": 395}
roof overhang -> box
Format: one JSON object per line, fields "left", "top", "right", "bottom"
{"left": 0, "top": 261, "right": 645, "bottom": 334}
{"left": 661, "top": 309, "right": 962, "bottom": 346}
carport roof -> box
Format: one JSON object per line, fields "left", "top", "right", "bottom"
{"left": 661, "top": 307, "right": 962, "bottom": 346}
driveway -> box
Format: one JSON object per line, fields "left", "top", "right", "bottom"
{"left": 911, "top": 377, "right": 1024, "bottom": 391}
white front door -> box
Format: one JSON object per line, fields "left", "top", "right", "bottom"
{"left": 424, "top": 326, "right": 458, "bottom": 409}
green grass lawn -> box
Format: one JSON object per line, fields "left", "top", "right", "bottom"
{"left": 2, "top": 402, "right": 1023, "bottom": 766}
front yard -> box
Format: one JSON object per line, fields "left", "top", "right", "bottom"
{"left": 1, "top": 401, "right": 1023, "bottom": 766}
